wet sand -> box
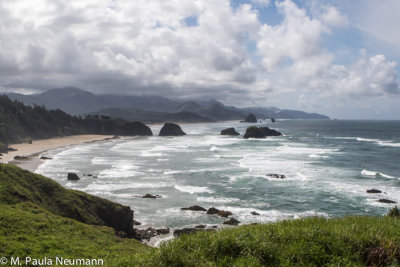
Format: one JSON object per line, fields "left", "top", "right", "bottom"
{"left": 1, "top": 135, "right": 115, "bottom": 172}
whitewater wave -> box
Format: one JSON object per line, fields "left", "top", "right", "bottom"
{"left": 361, "top": 169, "right": 395, "bottom": 179}
{"left": 85, "top": 182, "right": 170, "bottom": 191}
{"left": 197, "top": 196, "right": 241, "bottom": 203}
{"left": 174, "top": 185, "right": 214, "bottom": 194}
{"left": 357, "top": 138, "right": 400, "bottom": 147}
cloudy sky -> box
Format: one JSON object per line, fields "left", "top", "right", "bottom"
{"left": 1, "top": 0, "right": 399, "bottom": 119}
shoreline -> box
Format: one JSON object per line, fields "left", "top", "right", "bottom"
{"left": 1, "top": 135, "right": 116, "bottom": 172}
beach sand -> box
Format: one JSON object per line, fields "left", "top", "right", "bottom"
{"left": 0, "top": 135, "right": 115, "bottom": 172}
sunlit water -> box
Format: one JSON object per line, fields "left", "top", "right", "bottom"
{"left": 37, "top": 120, "right": 400, "bottom": 230}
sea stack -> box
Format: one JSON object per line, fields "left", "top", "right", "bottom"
{"left": 244, "top": 113, "right": 257, "bottom": 123}
{"left": 159, "top": 123, "right": 186, "bottom": 136}
{"left": 220, "top": 128, "right": 240, "bottom": 136}
{"left": 243, "top": 126, "right": 282, "bottom": 139}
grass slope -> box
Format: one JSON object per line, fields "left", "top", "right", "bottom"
{"left": 0, "top": 164, "right": 133, "bottom": 232}
{"left": 147, "top": 216, "right": 400, "bottom": 266}
{"left": 0, "top": 203, "right": 152, "bottom": 266}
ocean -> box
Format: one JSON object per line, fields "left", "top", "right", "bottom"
{"left": 36, "top": 120, "right": 400, "bottom": 231}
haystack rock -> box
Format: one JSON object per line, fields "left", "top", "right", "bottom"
{"left": 244, "top": 113, "right": 257, "bottom": 123}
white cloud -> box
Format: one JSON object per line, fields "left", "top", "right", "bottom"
{"left": 0, "top": 0, "right": 398, "bottom": 118}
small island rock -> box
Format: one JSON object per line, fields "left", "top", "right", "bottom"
{"left": 67, "top": 173, "right": 80, "bottom": 181}
{"left": 217, "top": 210, "right": 233, "bottom": 217}
{"left": 244, "top": 126, "right": 282, "bottom": 139}
{"left": 142, "top": 194, "right": 161, "bottom": 199}
{"left": 220, "top": 128, "right": 240, "bottom": 136}
{"left": 207, "top": 207, "right": 220, "bottom": 214}
{"left": 181, "top": 205, "right": 207, "bottom": 212}
{"left": 266, "top": 174, "right": 286, "bottom": 179}
{"left": 367, "top": 189, "right": 382, "bottom": 194}
{"left": 245, "top": 113, "right": 257, "bottom": 123}
{"left": 159, "top": 123, "right": 186, "bottom": 136}
{"left": 378, "top": 199, "right": 396, "bottom": 204}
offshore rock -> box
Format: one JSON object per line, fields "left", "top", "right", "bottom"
{"left": 159, "top": 123, "right": 186, "bottom": 136}
{"left": 367, "top": 189, "right": 382, "bottom": 194}
{"left": 67, "top": 173, "right": 80, "bottom": 181}
{"left": 245, "top": 113, "right": 257, "bottom": 123}
{"left": 243, "top": 126, "right": 282, "bottom": 139}
{"left": 220, "top": 128, "right": 240, "bottom": 136}
{"left": 181, "top": 205, "right": 207, "bottom": 212}
{"left": 223, "top": 218, "right": 240, "bottom": 225}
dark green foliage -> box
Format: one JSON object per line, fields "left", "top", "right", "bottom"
{"left": 0, "top": 95, "right": 84, "bottom": 148}
{"left": 388, "top": 206, "right": 400, "bottom": 218}
{"left": 0, "top": 164, "right": 134, "bottom": 233}
{"left": 0, "top": 95, "right": 152, "bottom": 150}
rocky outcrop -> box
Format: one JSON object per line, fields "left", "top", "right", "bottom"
{"left": 243, "top": 126, "right": 282, "bottom": 139}
{"left": 207, "top": 207, "right": 220, "bottom": 214}
{"left": 159, "top": 123, "right": 186, "bottom": 136}
{"left": 223, "top": 218, "right": 240, "bottom": 225}
{"left": 220, "top": 128, "right": 240, "bottom": 136}
{"left": 13, "top": 156, "right": 29, "bottom": 160}
{"left": 67, "top": 173, "right": 80, "bottom": 181}
{"left": 367, "top": 189, "right": 382, "bottom": 194}
{"left": 156, "top": 228, "right": 170, "bottom": 235}
{"left": 206, "top": 207, "right": 232, "bottom": 217}
{"left": 251, "top": 211, "right": 260, "bottom": 216}
{"left": 134, "top": 227, "right": 170, "bottom": 240}
{"left": 245, "top": 113, "right": 257, "bottom": 123}
{"left": 113, "top": 121, "right": 153, "bottom": 136}
{"left": 181, "top": 205, "right": 207, "bottom": 211}
{"left": 217, "top": 210, "right": 232, "bottom": 217}
{"left": 142, "top": 194, "right": 162, "bottom": 199}
{"left": 378, "top": 199, "right": 396, "bottom": 204}
{"left": 133, "top": 219, "right": 142, "bottom": 226}
{"left": 266, "top": 174, "right": 286, "bottom": 179}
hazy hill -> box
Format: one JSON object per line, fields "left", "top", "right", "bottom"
{"left": 242, "top": 107, "right": 330, "bottom": 120}
{"left": 6, "top": 87, "right": 330, "bottom": 121}
{"left": 90, "top": 108, "right": 212, "bottom": 123}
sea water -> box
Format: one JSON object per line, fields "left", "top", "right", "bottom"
{"left": 36, "top": 120, "right": 400, "bottom": 229}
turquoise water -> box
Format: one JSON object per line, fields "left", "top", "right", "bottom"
{"left": 37, "top": 120, "right": 400, "bottom": 230}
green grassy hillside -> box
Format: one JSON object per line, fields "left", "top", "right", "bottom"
{"left": 0, "top": 203, "right": 152, "bottom": 266}
{"left": 0, "top": 164, "right": 134, "bottom": 233}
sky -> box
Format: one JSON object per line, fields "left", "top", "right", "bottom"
{"left": 0, "top": 0, "right": 399, "bottom": 119}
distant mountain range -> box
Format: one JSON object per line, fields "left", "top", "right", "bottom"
{"left": 5, "top": 87, "right": 329, "bottom": 122}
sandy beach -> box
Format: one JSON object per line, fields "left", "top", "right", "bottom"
{"left": 0, "top": 135, "right": 115, "bottom": 172}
